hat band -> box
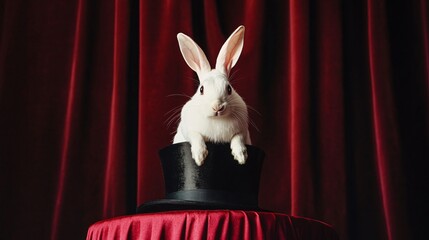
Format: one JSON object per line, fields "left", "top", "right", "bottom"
{"left": 166, "top": 189, "right": 258, "bottom": 207}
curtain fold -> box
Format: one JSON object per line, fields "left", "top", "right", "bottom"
{"left": 51, "top": 0, "right": 85, "bottom": 238}
{"left": 0, "top": 0, "right": 427, "bottom": 239}
{"left": 366, "top": 0, "right": 407, "bottom": 238}
{"left": 137, "top": 0, "right": 193, "bottom": 204}
{"left": 102, "top": 0, "right": 129, "bottom": 218}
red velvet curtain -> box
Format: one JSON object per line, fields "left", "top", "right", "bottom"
{"left": 1, "top": 0, "right": 427, "bottom": 239}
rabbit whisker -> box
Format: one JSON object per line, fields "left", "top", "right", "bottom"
{"left": 167, "top": 93, "right": 191, "bottom": 99}
{"left": 228, "top": 69, "right": 240, "bottom": 83}
{"left": 186, "top": 75, "right": 200, "bottom": 84}
{"left": 164, "top": 105, "right": 183, "bottom": 116}
{"left": 248, "top": 118, "right": 260, "bottom": 132}
{"left": 247, "top": 105, "right": 261, "bottom": 116}
{"left": 165, "top": 105, "right": 183, "bottom": 128}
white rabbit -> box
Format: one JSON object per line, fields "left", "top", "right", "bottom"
{"left": 173, "top": 25, "right": 251, "bottom": 166}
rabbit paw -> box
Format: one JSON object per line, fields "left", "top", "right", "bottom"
{"left": 231, "top": 143, "right": 248, "bottom": 164}
{"left": 191, "top": 143, "right": 208, "bottom": 166}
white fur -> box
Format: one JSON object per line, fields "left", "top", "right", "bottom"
{"left": 174, "top": 26, "right": 251, "bottom": 166}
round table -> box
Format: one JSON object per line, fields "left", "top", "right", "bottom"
{"left": 86, "top": 210, "right": 338, "bottom": 240}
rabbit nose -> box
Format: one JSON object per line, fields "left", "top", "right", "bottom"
{"left": 212, "top": 103, "right": 226, "bottom": 112}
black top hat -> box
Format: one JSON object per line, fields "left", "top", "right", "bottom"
{"left": 136, "top": 142, "right": 265, "bottom": 213}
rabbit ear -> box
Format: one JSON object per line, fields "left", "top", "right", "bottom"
{"left": 177, "top": 33, "right": 211, "bottom": 77}
{"left": 215, "top": 25, "right": 245, "bottom": 76}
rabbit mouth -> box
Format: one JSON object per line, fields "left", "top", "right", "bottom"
{"left": 211, "top": 110, "right": 227, "bottom": 117}
{"left": 211, "top": 104, "right": 227, "bottom": 117}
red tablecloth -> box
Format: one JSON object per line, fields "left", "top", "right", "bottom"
{"left": 86, "top": 210, "right": 338, "bottom": 240}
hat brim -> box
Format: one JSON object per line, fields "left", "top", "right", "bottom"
{"left": 136, "top": 199, "right": 264, "bottom": 213}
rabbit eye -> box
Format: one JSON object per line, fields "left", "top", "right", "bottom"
{"left": 227, "top": 85, "right": 232, "bottom": 95}
{"left": 199, "top": 85, "right": 204, "bottom": 95}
